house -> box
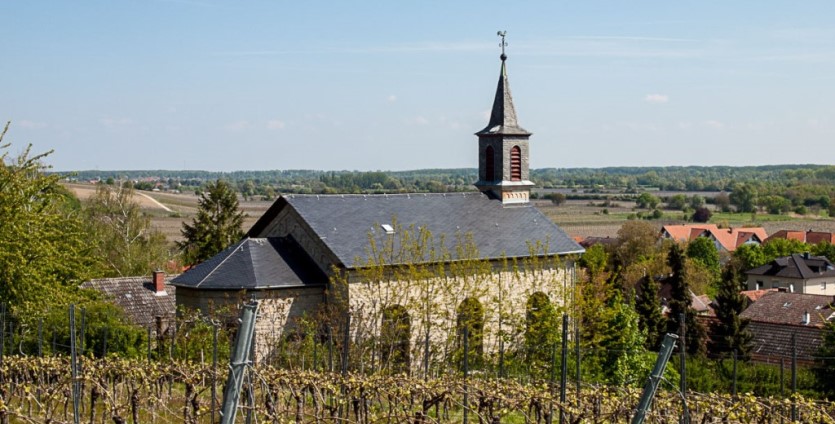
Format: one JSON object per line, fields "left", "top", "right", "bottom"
{"left": 80, "top": 270, "right": 177, "bottom": 334}
{"left": 765, "top": 230, "right": 835, "bottom": 245}
{"left": 740, "top": 291, "right": 834, "bottom": 364}
{"left": 745, "top": 253, "right": 835, "bottom": 294}
{"left": 172, "top": 48, "right": 584, "bottom": 362}
{"left": 660, "top": 224, "right": 767, "bottom": 253}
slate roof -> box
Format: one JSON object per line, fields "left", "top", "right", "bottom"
{"left": 740, "top": 291, "right": 834, "bottom": 363}
{"left": 476, "top": 56, "right": 530, "bottom": 136}
{"left": 172, "top": 237, "right": 328, "bottom": 290}
{"left": 80, "top": 275, "right": 176, "bottom": 328}
{"left": 249, "top": 192, "right": 583, "bottom": 269}
{"left": 740, "top": 291, "right": 835, "bottom": 327}
{"left": 746, "top": 253, "right": 835, "bottom": 280}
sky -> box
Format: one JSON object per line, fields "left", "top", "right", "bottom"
{"left": 4, "top": 1, "right": 835, "bottom": 172}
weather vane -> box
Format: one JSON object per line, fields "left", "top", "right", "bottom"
{"left": 497, "top": 31, "right": 507, "bottom": 59}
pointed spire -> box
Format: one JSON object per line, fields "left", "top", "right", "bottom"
{"left": 476, "top": 37, "right": 530, "bottom": 136}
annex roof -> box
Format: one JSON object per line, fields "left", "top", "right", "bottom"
{"left": 248, "top": 192, "right": 583, "bottom": 269}
{"left": 81, "top": 275, "right": 176, "bottom": 328}
{"left": 171, "top": 237, "right": 328, "bottom": 290}
{"left": 766, "top": 230, "right": 835, "bottom": 245}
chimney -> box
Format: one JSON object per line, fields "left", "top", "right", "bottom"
{"left": 803, "top": 310, "right": 811, "bottom": 325}
{"left": 804, "top": 252, "right": 810, "bottom": 260}
{"left": 152, "top": 270, "right": 166, "bottom": 294}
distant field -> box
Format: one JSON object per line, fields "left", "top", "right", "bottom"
{"left": 63, "top": 182, "right": 835, "bottom": 244}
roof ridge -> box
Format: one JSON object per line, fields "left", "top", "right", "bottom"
{"left": 195, "top": 238, "right": 249, "bottom": 288}
{"left": 286, "top": 192, "right": 481, "bottom": 199}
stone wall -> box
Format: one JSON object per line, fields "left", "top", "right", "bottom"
{"left": 343, "top": 260, "right": 575, "bottom": 368}
{"left": 176, "top": 286, "right": 326, "bottom": 360}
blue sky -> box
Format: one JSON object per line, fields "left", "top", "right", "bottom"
{"left": 4, "top": 1, "right": 835, "bottom": 171}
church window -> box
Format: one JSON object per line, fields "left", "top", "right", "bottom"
{"left": 381, "top": 305, "right": 411, "bottom": 372}
{"left": 510, "top": 146, "right": 522, "bottom": 181}
{"left": 456, "top": 297, "right": 484, "bottom": 369}
{"left": 485, "top": 146, "right": 495, "bottom": 181}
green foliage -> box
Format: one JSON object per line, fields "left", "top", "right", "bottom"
{"left": 811, "top": 242, "right": 835, "bottom": 262}
{"left": 0, "top": 122, "right": 97, "bottom": 321}
{"left": 455, "top": 297, "right": 485, "bottom": 370}
{"left": 614, "top": 220, "right": 659, "bottom": 269}
{"left": 177, "top": 179, "right": 245, "bottom": 264}
{"left": 762, "top": 238, "right": 808, "bottom": 259}
{"left": 710, "top": 267, "right": 753, "bottom": 360}
{"left": 83, "top": 183, "right": 172, "bottom": 277}
{"left": 686, "top": 237, "right": 721, "bottom": 281}
{"left": 599, "top": 294, "right": 648, "bottom": 386}
{"left": 636, "top": 192, "right": 660, "bottom": 209}
{"left": 815, "top": 321, "right": 835, "bottom": 398}
{"left": 524, "top": 292, "right": 559, "bottom": 372}
{"left": 666, "top": 244, "right": 706, "bottom": 356}
{"left": 730, "top": 184, "right": 758, "bottom": 213}
{"left": 666, "top": 193, "right": 688, "bottom": 211}
{"left": 544, "top": 192, "right": 566, "bottom": 205}
{"left": 635, "top": 276, "right": 665, "bottom": 350}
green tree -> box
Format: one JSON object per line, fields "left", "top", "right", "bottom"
{"left": 762, "top": 238, "right": 808, "bottom": 260}
{"left": 0, "top": 122, "right": 96, "bottom": 320}
{"left": 691, "top": 207, "right": 712, "bottom": 223}
{"left": 525, "top": 292, "right": 559, "bottom": 371}
{"left": 636, "top": 192, "right": 660, "bottom": 209}
{"left": 600, "top": 294, "right": 649, "bottom": 386}
{"left": 666, "top": 194, "right": 688, "bottom": 211}
{"left": 686, "top": 237, "right": 721, "bottom": 281}
{"left": 84, "top": 182, "right": 171, "bottom": 277}
{"left": 545, "top": 192, "right": 566, "bottom": 205}
{"left": 812, "top": 242, "right": 835, "bottom": 263}
{"left": 635, "top": 276, "right": 665, "bottom": 350}
{"left": 815, "top": 321, "right": 835, "bottom": 398}
{"left": 614, "top": 220, "right": 659, "bottom": 269}
{"left": 666, "top": 244, "right": 706, "bottom": 355}
{"left": 177, "top": 179, "right": 246, "bottom": 264}
{"left": 714, "top": 192, "right": 732, "bottom": 212}
{"left": 710, "top": 267, "right": 753, "bottom": 360}
{"left": 730, "top": 184, "right": 758, "bottom": 213}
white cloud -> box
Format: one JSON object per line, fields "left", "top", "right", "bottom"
{"left": 644, "top": 94, "right": 669, "bottom": 104}
{"left": 407, "top": 116, "right": 429, "bottom": 126}
{"left": 266, "top": 119, "right": 286, "bottom": 130}
{"left": 387, "top": 95, "right": 397, "bottom": 103}
{"left": 17, "top": 120, "right": 47, "bottom": 129}
{"left": 223, "top": 120, "right": 252, "bottom": 131}
{"left": 704, "top": 120, "right": 725, "bottom": 129}
{"left": 100, "top": 117, "right": 133, "bottom": 128}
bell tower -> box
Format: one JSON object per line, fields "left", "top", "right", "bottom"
{"left": 474, "top": 32, "right": 535, "bottom": 205}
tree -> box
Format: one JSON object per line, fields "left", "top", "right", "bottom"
{"left": 666, "top": 194, "right": 688, "bottom": 211}
{"left": 689, "top": 195, "right": 705, "bottom": 209}
{"left": 545, "top": 192, "right": 566, "bottom": 206}
{"left": 599, "top": 293, "right": 649, "bottom": 386}
{"left": 636, "top": 192, "right": 660, "bottom": 209}
{"left": 0, "top": 122, "right": 96, "bottom": 320}
{"left": 730, "top": 184, "right": 758, "bottom": 213}
{"left": 635, "top": 276, "right": 665, "bottom": 350}
{"left": 84, "top": 182, "right": 171, "bottom": 277}
{"left": 666, "top": 244, "right": 706, "bottom": 355}
{"left": 686, "top": 237, "right": 721, "bottom": 281}
{"left": 710, "top": 267, "right": 753, "bottom": 360}
{"left": 614, "top": 221, "right": 659, "bottom": 269}
{"left": 714, "top": 192, "right": 732, "bottom": 212}
{"left": 691, "top": 207, "right": 712, "bottom": 223}
{"left": 812, "top": 242, "right": 835, "bottom": 263}
{"left": 815, "top": 321, "right": 835, "bottom": 398}
{"left": 177, "top": 179, "right": 246, "bottom": 264}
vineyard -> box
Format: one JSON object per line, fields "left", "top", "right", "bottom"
{"left": 1, "top": 356, "right": 833, "bottom": 423}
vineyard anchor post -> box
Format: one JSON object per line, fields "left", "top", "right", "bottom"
{"left": 630, "top": 333, "right": 678, "bottom": 424}
{"left": 220, "top": 300, "right": 259, "bottom": 424}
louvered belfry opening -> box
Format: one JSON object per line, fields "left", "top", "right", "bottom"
{"left": 510, "top": 145, "right": 522, "bottom": 181}
{"left": 485, "top": 145, "right": 495, "bottom": 181}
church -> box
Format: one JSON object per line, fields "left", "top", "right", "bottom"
{"left": 172, "top": 46, "right": 584, "bottom": 365}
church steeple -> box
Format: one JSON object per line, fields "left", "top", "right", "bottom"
{"left": 475, "top": 32, "right": 535, "bottom": 205}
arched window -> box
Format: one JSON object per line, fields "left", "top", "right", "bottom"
{"left": 525, "top": 292, "right": 558, "bottom": 369}
{"left": 456, "top": 297, "right": 484, "bottom": 369}
{"left": 510, "top": 145, "right": 522, "bottom": 181}
{"left": 484, "top": 146, "right": 495, "bottom": 181}
{"left": 381, "top": 305, "right": 411, "bottom": 372}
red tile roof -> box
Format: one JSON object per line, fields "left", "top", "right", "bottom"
{"left": 661, "top": 224, "right": 767, "bottom": 252}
